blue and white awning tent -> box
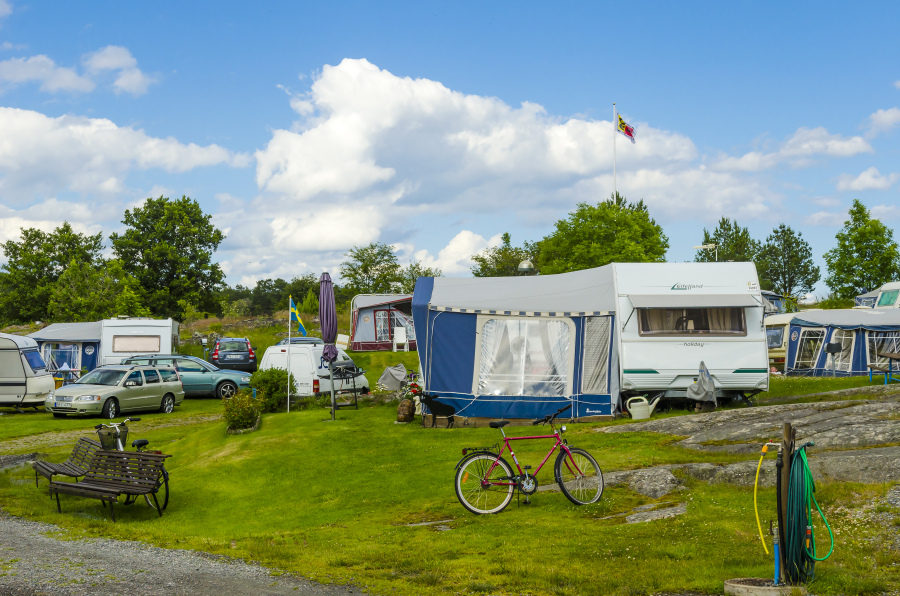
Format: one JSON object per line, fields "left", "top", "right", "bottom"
{"left": 412, "top": 267, "right": 619, "bottom": 420}
{"left": 786, "top": 309, "right": 900, "bottom": 376}
{"left": 29, "top": 322, "right": 101, "bottom": 372}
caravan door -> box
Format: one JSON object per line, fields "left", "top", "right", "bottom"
{"left": 0, "top": 337, "right": 27, "bottom": 406}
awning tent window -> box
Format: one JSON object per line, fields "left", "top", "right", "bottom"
{"left": 794, "top": 329, "right": 825, "bottom": 369}
{"left": 638, "top": 308, "right": 746, "bottom": 336}
{"left": 41, "top": 343, "right": 80, "bottom": 371}
{"left": 391, "top": 310, "right": 416, "bottom": 341}
{"left": 867, "top": 331, "right": 900, "bottom": 368}
{"left": 581, "top": 317, "right": 611, "bottom": 394}
{"left": 478, "top": 319, "right": 569, "bottom": 397}
{"left": 826, "top": 329, "right": 854, "bottom": 372}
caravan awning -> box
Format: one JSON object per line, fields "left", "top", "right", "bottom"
{"left": 629, "top": 294, "right": 760, "bottom": 309}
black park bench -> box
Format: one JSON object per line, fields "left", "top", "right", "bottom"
{"left": 32, "top": 437, "right": 102, "bottom": 487}
{"left": 49, "top": 450, "right": 171, "bottom": 522}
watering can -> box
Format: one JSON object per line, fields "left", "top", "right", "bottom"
{"left": 626, "top": 395, "right": 662, "bottom": 421}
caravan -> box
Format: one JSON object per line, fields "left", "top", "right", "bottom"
{"left": 412, "top": 262, "right": 768, "bottom": 421}
{"left": 0, "top": 332, "right": 55, "bottom": 409}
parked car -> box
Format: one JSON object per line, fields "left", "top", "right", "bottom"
{"left": 45, "top": 365, "right": 185, "bottom": 419}
{"left": 259, "top": 344, "right": 370, "bottom": 396}
{"left": 207, "top": 337, "right": 258, "bottom": 373}
{"left": 120, "top": 355, "right": 251, "bottom": 399}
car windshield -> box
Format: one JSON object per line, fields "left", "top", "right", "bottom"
{"left": 77, "top": 370, "right": 127, "bottom": 386}
{"left": 218, "top": 341, "right": 247, "bottom": 351}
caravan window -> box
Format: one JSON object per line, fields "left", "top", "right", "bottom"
{"left": 766, "top": 327, "right": 784, "bottom": 349}
{"left": 113, "top": 335, "right": 161, "bottom": 353}
{"left": 478, "top": 319, "right": 569, "bottom": 397}
{"left": 638, "top": 308, "right": 746, "bottom": 336}
{"left": 794, "top": 329, "right": 825, "bottom": 369}
{"left": 826, "top": 329, "right": 855, "bottom": 372}
{"left": 867, "top": 331, "right": 900, "bottom": 368}
{"left": 22, "top": 350, "right": 47, "bottom": 372}
{"left": 877, "top": 290, "right": 899, "bottom": 307}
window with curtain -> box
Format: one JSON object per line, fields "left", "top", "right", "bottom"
{"left": 582, "top": 317, "right": 612, "bottom": 394}
{"left": 391, "top": 310, "right": 416, "bottom": 340}
{"left": 41, "top": 343, "right": 81, "bottom": 371}
{"left": 375, "top": 311, "right": 390, "bottom": 341}
{"left": 867, "top": 331, "right": 900, "bottom": 367}
{"left": 826, "top": 329, "right": 854, "bottom": 372}
{"left": 478, "top": 319, "right": 569, "bottom": 397}
{"left": 794, "top": 329, "right": 825, "bottom": 369}
{"left": 638, "top": 308, "right": 746, "bottom": 336}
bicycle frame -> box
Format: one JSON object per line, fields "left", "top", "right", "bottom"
{"left": 483, "top": 426, "right": 583, "bottom": 487}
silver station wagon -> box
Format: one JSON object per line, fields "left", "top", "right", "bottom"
{"left": 45, "top": 365, "right": 185, "bottom": 419}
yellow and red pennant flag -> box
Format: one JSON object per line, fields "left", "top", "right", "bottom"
{"left": 616, "top": 112, "right": 637, "bottom": 144}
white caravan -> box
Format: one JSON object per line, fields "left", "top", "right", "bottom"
{"left": 615, "top": 262, "right": 769, "bottom": 402}
{"left": 0, "top": 332, "right": 55, "bottom": 409}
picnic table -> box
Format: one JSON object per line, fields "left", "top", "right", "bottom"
{"left": 869, "top": 352, "right": 900, "bottom": 384}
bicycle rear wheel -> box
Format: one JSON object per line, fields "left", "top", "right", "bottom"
{"left": 555, "top": 447, "right": 603, "bottom": 505}
{"left": 143, "top": 466, "right": 169, "bottom": 511}
{"left": 455, "top": 453, "right": 515, "bottom": 515}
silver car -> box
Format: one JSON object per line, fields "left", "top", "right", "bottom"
{"left": 45, "top": 365, "right": 185, "bottom": 419}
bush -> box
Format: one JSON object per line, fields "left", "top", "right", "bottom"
{"left": 223, "top": 389, "right": 259, "bottom": 430}
{"left": 249, "top": 367, "right": 298, "bottom": 412}
{"left": 209, "top": 323, "right": 224, "bottom": 333}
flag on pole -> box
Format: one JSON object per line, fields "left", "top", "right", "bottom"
{"left": 289, "top": 297, "right": 307, "bottom": 336}
{"left": 615, "top": 112, "right": 637, "bottom": 144}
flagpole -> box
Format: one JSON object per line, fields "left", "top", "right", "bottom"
{"left": 613, "top": 102, "right": 617, "bottom": 199}
{"left": 287, "top": 295, "right": 292, "bottom": 413}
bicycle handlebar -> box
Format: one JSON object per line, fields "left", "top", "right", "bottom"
{"left": 94, "top": 417, "right": 141, "bottom": 430}
{"left": 532, "top": 404, "right": 572, "bottom": 425}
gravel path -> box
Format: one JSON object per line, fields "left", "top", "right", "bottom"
{"left": 0, "top": 510, "right": 361, "bottom": 596}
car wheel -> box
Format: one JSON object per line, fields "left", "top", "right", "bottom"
{"left": 159, "top": 394, "right": 175, "bottom": 414}
{"left": 217, "top": 381, "right": 238, "bottom": 399}
{"left": 101, "top": 398, "right": 118, "bottom": 419}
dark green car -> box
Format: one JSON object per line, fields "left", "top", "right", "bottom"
{"left": 120, "top": 355, "right": 251, "bottom": 399}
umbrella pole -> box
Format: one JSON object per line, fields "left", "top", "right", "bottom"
{"left": 330, "top": 360, "right": 336, "bottom": 421}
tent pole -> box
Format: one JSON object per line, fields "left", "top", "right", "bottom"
{"left": 330, "top": 360, "right": 336, "bottom": 421}
{"left": 287, "top": 296, "right": 291, "bottom": 413}
{"left": 613, "top": 102, "right": 617, "bottom": 199}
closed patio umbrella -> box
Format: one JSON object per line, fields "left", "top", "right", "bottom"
{"left": 319, "top": 272, "right": 339, "bottom": 420}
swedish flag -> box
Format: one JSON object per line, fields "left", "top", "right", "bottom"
{"left": 289, "top": 296, "right": 307, "bottom": 336}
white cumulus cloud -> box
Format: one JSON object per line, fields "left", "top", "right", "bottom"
{"left": 0, "top": 54, "right": 94, "bottom": 92}
{"left": 83, "top": 45, "right": 156, "bottom": 95}
{"left": 867, "top": 107, "right": 900, "bottom": 138}
{"left": 0, "top": 107, "right": 250, "bottom": 201}
{"left": 836, "top": 167, "right": 899, "bottom": 191}
{"left": 0, "top": 0, "right": 11, "bottom": 19}
{"left": 413, "top": 230, "right": 503, "bottom": 275}
{"left": 715, "top": 127, "right": 872, "bottom": 172}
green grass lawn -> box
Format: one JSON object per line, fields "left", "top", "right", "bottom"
{"left": 757, "top": 375, "right": 891, "bottom": 404}
{"left": 1, "top": 404, "right": 896, "bottom": 595}
{"left": 0, "top": 398, "right": 223, "bottom": 444}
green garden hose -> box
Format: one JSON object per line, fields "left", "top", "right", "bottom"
{"left": 783, "top": 442, "right": 834, "bottom": 583}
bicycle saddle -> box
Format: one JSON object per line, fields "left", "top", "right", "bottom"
{"left": 489, "top": 421, "right": 510, "bottom": 428}
{"left": 132, "top": 439, "right": 149, "bottom": 449}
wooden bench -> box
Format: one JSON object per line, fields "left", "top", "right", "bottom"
{"left": 33, "top": 437, "right": 101, "bottom": 487}
{"left": 49, "top": 450, "right": 171, "bottom": 522}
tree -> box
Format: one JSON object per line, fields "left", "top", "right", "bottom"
{"left": 824, "top": 199, "right": 900, "bottom": 299}
{"left": 756, "top": 224, "right": 820, "bottom": 296}
{"left": 339, "top": 242, "right": 400, "bottom": 294}
{"left": 299, "top": 288, "right": 319, "bottom": 314}
{"left": 110, "top": 196, "right": 226, "bottom": 320}
{"left": 694, "top": 217, "right": 760, "bottom": 263}
{"left": 396, "top": 260, "right": 442, "bottom": 292}
{"left": 0, "top": 222, "right": 104, "bottom": 323}
{"left": 282, "top": 274, "right": 318, "bottom": 307}
{"left": 250, "top": 278, "right": 289, "bottom": 315}
{"left": 471, "top": 233, "right": 539, "bottom": 277}
{"left": 539, "top": 193, "right": 668, "bottom": 275}
{"left": 48, "top": 259, "right": 150, "bottom": 322}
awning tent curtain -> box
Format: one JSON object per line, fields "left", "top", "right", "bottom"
{"left": 477, "top": 319, "right": 570, "bottom": 398}
{"left": 786, "top": 324, "right": 872, "bottom": 376}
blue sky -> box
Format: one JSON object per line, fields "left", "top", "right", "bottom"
{"left": 1, "top": 1, "right": 898, "bottom": 293}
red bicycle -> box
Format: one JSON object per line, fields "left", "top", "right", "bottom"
{"left": 454, "top": 405, "right": 603, "bottom": 514}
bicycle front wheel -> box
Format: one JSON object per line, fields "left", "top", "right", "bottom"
{"left": 555, "top": 447, "right": 603, "bottom": 505}
{"left": 455, "top": 453, "right": 515, "bottom": 515}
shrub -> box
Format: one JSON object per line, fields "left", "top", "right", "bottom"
{"left": 223, "top": 389, "right": 259, "bottom": 430}
{"left": 250, "top": 367, "right": 298, "bottom": 412}
{"left": 209, "top": 323, "right": 224, "bottom": 333}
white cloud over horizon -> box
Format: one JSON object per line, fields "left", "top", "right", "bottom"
{"left": 836, "top": 167, "right": 899, "bottom": 191}
{"left": 714, "top": 127, "right": 872, "bottom": 172}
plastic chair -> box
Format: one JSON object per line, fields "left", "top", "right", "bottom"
{"left": 393, "top": 327, "right": 408, "bottom": 352}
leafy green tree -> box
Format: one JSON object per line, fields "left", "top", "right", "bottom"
{"left": 282, "top": 274, "right": 318, "bottom": 306}
{"left": 756, "top": 224, "right": 820, "bottom": 296}
{"left": 539, "top": 193, "right": 668, "bottom": 275}
{"left": 110, "top": 196, "right": 226, "bottom": 320}
{"left": 694, "top": 217, "right": 760, "bottom": 263}
{"left": 824, "top": 199, "right": 900, "bottom": 298}
{"left": 48, "top": 259, "right": 150, "bottom": 322}
{"left": 396, "top": 260, "right": 442, "bottom": 292}
{"left": 471, "top": 233, "right": 539, "bottom": 277}
{"left": 299, "top": 288, "right": 319, "bottom": 314}
{"left": 250, "top": 278, "right": 289, "bottom": 315}
{"left": 0, "top": 222, "right": 104, "bottom": 323}
{"left": 339, "top": 242, "right": 400, "bottom": 294}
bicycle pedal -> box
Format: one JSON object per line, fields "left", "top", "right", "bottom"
{"left": 523, "top": 465, "right": 531, "bottom": 470}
